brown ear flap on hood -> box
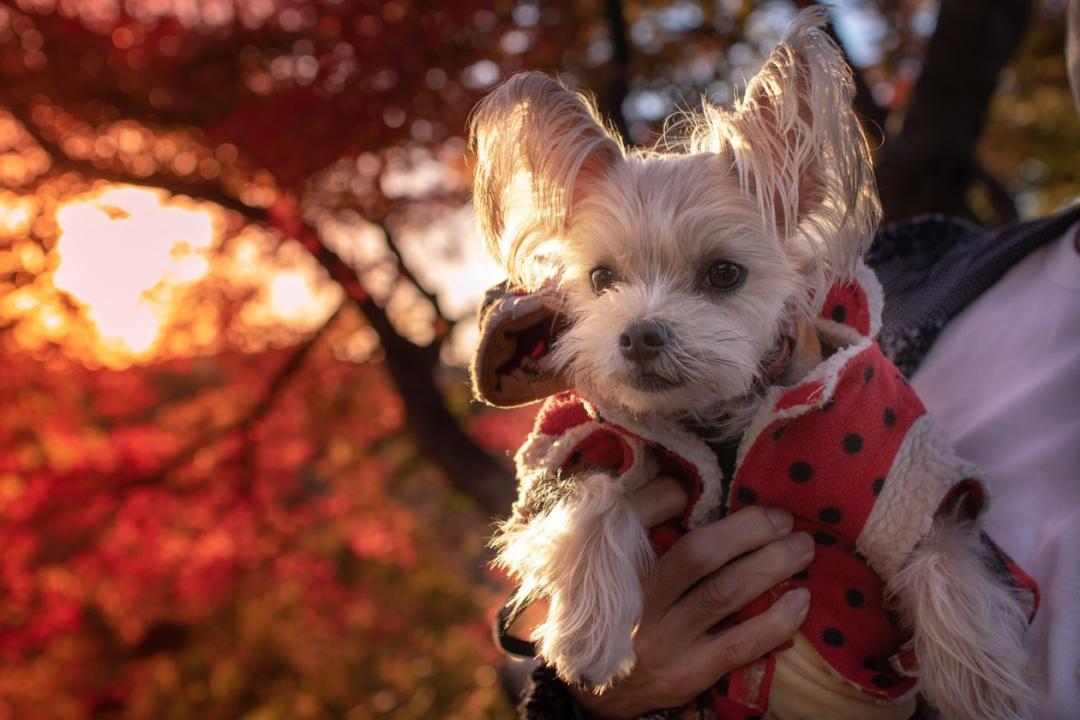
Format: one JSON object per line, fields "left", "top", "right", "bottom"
{"left": 470, "top": 282, "right": 570, "bottom": 408}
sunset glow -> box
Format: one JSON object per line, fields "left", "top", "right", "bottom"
{"left": 0, "top": 184, "right": 342, "bottom": 368}
{"left": 53, "top": 186, "right": 216, "bottom": 357}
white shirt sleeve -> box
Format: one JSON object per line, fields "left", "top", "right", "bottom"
{"left": 910, "top": 222, "right": 1080, "bottom": 719}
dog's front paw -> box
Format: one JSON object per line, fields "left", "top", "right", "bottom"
{"left": 540, "top": 602, "right": 637, "bottom": 688}
{"left": 526, "top": 472, "right": 653, "bottom": 689}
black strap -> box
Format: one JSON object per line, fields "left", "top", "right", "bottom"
{"left": 496, "top": 595, "right": 539, "bottom": 658}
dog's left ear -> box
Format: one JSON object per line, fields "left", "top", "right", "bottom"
{"left": 696, "top": 7, "right": 880, "bottom": 286}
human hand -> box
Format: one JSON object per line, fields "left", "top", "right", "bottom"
{"left": 571, "top": 476, "right": 813, "bottom": 720}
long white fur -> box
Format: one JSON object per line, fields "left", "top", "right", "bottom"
{"left": 889, "top": 515, "right": 1034, "bottom": 720}
{"left": 492, "top": 472, "right": 652, "bottom": 687}
{"left": 468, "top": 72, "right": 625, "bottom": 290}
{"left": 684, "top": 5, "right": 880, "bottom": 310}
{"left": 474, "top": 8, "right": 1034, "bottom": 715}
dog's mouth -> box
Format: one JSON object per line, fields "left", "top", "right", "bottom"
{"left": 628, "top": 371, "right": 686, "bottom": 392}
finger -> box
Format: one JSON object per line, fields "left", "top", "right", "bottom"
{"left": 628, "top": 476, "right": 689, "bottom": 528}
{"left": 646, "top": 506, "right": 794, "bottom": 611}
{"left": 676, "top": 532, "right": 814, "bottom": 633}
{"left": 688, "top": 588, "right": 810, "bottom": 685}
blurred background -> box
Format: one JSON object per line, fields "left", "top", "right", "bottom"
{"left": 0, "top": 0, "right": 1076, "bottom": 717}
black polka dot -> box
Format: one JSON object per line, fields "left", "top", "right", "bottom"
{"left": 845, "top": 588, "right": 864, "bottom": 607}
{"left": 822, "top": 627, "right": 844, "bottom": 647}
{"left": 870, "top": 674, "right": 895, "bottom": 689}
{"left": 863, "top": 364, "right": 875, "bottom": 383}
{"left": 789, "top": 462, "right": 813, "bottom": 484}
{"left": 886, "top": 609, "right": 902, "bottom": 627}
{"left": 813, "top": 531, "right": 837, "bottom": 546}
{"left": 569, "top": 451, "right": 582, "bottom": 465}
{"left": 842, "top": 433, "right": 863, "bottom": 454}
{"left": 872, "top": 477, "right": 885, "bottom": 496}
{"left": 772, "top": 426, "right": 787, "bottom": 442}
{"left": 831, "top": 305, "right": 847, "bottom": 323}
{"left": 818, "top": 506, "right": 842, "bottom": 524}
{"left": 792, "top": 569, "right": 810, "bottom": 581}
{"left": 883, "top": 407, "right": 897, "bottom": 427}
{"left": 862, "top": 656, "right": 880, "bottom": 671}
{"left": 736, "top": 485, "right": 758, "bottom": 505}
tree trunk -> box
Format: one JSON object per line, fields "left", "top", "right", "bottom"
{"left": 876, "top": 0, "right": 1030, "bottom": 223}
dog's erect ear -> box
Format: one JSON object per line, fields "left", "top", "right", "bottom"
{"left": 469, "top": 72, "right": 624, "bottom": 288}
{"left": 692, "top": 7, "right": 880, "bottom": 288}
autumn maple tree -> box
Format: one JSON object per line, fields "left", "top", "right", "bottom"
{"left": 0, "top": 0, "right": 1076, "bottom": 717}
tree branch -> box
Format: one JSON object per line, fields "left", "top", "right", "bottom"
{"left": 373, "top": 218, "right": 452, "bottom": 339}
{"left": 35, "top": 309, "right": 338, "bottom": 562}
{"left": 8, "top": 92, "right": 515, "bottom": 516}
{"left": 149, "top": 303, "right": 343, "bottom": 485}
{"left": 602, "top": 0, "right": 632, "bottom": 145}
{"left": 5, "top": 99, "right": 259, "bottom": 217}
{"left": 267, "top": 198, "right": 516, "bottom": 516}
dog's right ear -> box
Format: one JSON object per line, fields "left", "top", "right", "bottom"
{"left": 469, "top": 72, "right": 624, "bottom": 288}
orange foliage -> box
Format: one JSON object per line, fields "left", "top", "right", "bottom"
{"left": 0, "top": 330, "right": 508, "bottom": 718}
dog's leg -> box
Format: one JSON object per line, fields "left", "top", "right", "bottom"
{"left": 538, "top": 472, "right": 654, "bottom": 687}
{"left": 497, "top": 471, "right": 653, "bottom": 687}
{"left": 889, "top": 514, "right": 1033, "bottom": 720}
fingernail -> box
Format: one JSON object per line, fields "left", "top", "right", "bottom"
{"left": 782, "top": 587, "right": 811, "bottom": 619}
{"left": 785, "top": 532, "right": 813, "bottom": 556}
{"left": 766, "top": 507, "right": 793, "bottom": 531}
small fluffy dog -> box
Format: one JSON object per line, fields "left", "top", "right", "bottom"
{"left": 469, "top": 9, "right": 1037, "bottom": 719}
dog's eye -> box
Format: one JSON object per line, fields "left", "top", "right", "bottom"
{"left": 705, "top": 261, "right": 746, "bottom": 292}
{"left": 590, "top": 267, "right": 616, "bottom": 294}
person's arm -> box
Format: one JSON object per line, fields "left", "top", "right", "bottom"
{"left": 516, "top": 477, "right": 813, "bottom": 719}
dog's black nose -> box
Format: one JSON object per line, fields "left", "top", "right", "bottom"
{"left": 619, "top": 319, "right": 670, "bottom": 363}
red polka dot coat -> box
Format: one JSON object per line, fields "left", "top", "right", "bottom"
{"left": 511, "top": 264, "right": 1039, "bottom": 717}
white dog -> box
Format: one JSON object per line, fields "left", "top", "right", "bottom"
{"left": 469, "top": 9, "right": 1037, "bottom": 719}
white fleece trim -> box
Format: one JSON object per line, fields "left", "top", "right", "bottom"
{"left": 856, "top": 413, "right": 982, "bottom": 581}
{"left": 593, "top": 404, "right": 725, "bottom": 530}
{"left": 735, "top": 385, "right": 785, "bottom": 472}
{"left": 616, "top": 435, "right": 660, "bottom": 493}
{"left": 815, "top": 317, "right": 865, "bottom": 350}
{"left": 514, "top": 421, "right": 600, "bottom": 497}
{"left": 514, "top": 407, "right": 659, "bottom": 502}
